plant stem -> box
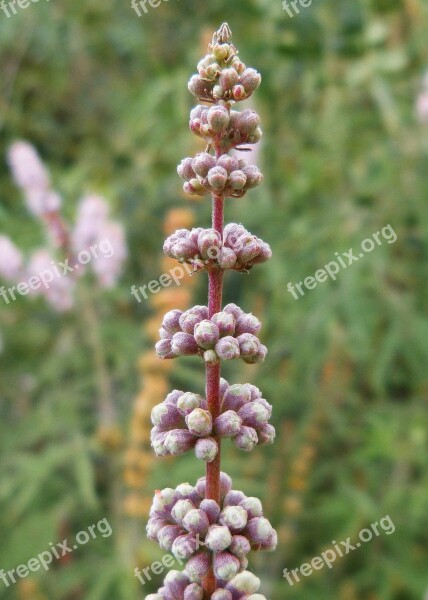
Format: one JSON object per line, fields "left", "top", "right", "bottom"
{"left": 204, "top": 192, "right": 224, "bottom": 594}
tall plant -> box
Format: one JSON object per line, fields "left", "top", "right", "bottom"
{"left": 148, "top": 23, "right": 276, "bottom": 599}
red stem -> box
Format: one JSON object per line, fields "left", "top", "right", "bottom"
{"left": 204, "top": 190, "right": 224, "bottom": 595}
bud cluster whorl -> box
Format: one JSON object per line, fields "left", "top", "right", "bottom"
{"left": 163, "top": 223, "right": 271, "bottom": 273}
{"left": 155, "top": 304, "right": 267, "bottom": 364}
{"left": 147, "top": 474, "right": 277, "bottom": 587}
{"left": 146, "top": 569, "right": 267, "bottom": 600}
{"left": 150, "top": 379, "right": 275, "bottom": 460}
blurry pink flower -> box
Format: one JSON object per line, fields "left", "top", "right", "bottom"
{"left": 0, "top": 235, "right": 23, "bottom": 280}
{"left": 416, "top": 91, "right": 428, "bottom": 124}
{"left": 27, "top": 250, "right": 75, "bottom": 312}
{"left": 71, "top": 195, "right": 110, "bottom": 252}
{"left": 7, "top": 141, "right": 61, "bottom": 216}
{"left": 92, "top": 221, "right": 127, "bottom": 288}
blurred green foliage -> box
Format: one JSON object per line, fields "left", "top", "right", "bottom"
{"left": 1, "top": 0, "right": 428, "bottom": 599}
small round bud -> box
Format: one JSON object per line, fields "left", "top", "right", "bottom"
{"left": 213, "top": 551, "right": 240, "bottom": 581}
{"left": 186, "top": 408, "right": 212, "bottom": 437}
{"left": 151, "top": 431, "right": 169, "bottom": 456}
{"left": 197, "top": 229, "right": 221, "bottom": 260}
{"left": 164, "top": 429, "right": 196, "bottom": 455}
{"left": 211, "top": 311, "right": 236, "bottom": 336}
{"left": 228, "top": 571, "right": 261, "bottom": 594}
{"left": 184, "top": 583, "right": 204, "bottom": 600}
{"left": 212, "top": 591, "right": 233, "bottom": 600}
{"left": 183, "top": 508, "right": 210, "bottom": 536}
{"left": 194, "top": 437, "right": 218, "bottom": 462}
{"left": 219, "top": 68, "right": 240, "bottom": 90}
{"left": 239, "top": 110, "right": 261, "bottom": 134}
{"left": 151, "top": 403, "right": 183, "bottom": 429}
{"left": 245, "top": 517, "right": 274, "bottom": 545}
{"left": 222, "top": 384, "right": 251, "bottom": 412}
{"left": 239, "top": 497, "right": 263, "bottom": 519}
{"left": 171, "top": 499, "right": 195, "bottom": 525}
{"left": 199, "top": 499, "right": 221, "bottom": 524}
{"left": 212, "top": 43, "right": 230, "bottom": 61}
{"left": 171, "top": 332, "right": 199, "bottom": 356}
{"left": 177, "top": 392, "right": 204, "bottom": 416}
{"left": 256, "top": 423, "right": 276, "bottom": 446}
{"left": 224, "top": 490, "right": 247, "bottom": 507}
{"left": 232, "top": 85, "right": 246, "bottom": 100}
{"left": 215, "top": 336, "right": 240, "bottom": 360}
{"left": 179, "top": 310, "right": 204, "bottom": 334}
{"left": 219, "top": 505, "right": 248, "bottom": 532}
{"left": 213, "top": 85, "right": 225, "bottom": 99}
{"left": 234, "top": 426, "right": 258, "bottom": 452}
{"left": 205, "top": 524, "right": 233, "bottom": 552}
{"left": 208, "top": 166, "right": 228, "bottom": 190}
{"left": 192, "top": 152, "right": 216, "bottom": 177}
{"left": 219, "top": 247, "right": 237, "bottom": 269}
{"left": 207, "top": 105, "right": 230, "bottom": 133}
{"left": 238, "top": 401, "right": 269, "bottom": 427}
{"left": 251, "top": 241, "right": 272, "bottom": 264}
{"left": 194, "top": 320, "right": 220, "bottom": 349}
{"left": 177, "top": 158, "right": 196, "bottom": 180}
{"left": 188, "top": 75, "right": 214, "bottom": 100}
{"left": 171, "top": 533, "right": 199, "bottom": 560}
{"left": 244, "top": 344, "right": 267, "bottom": 364}
{"left": 157, "top": 524, "right": 183, "bottom": 550}
{"left": 242, "top": 165, "right": 263, "bottom": 188}
{"left": 164, "top": 570, "right": 191, "bottom": 598}
{"left": 229, "top": 534, "right": 251, "bottom": 558}
{"left": 247, "top": 127, "right": 263, "bottom": 144}
{"left": 217, "top": 155, "right": 239, "bottom": 173}
{"left": 175, "top": 483, "right": 200, "bottom": 504}
{"left": 235, "top": 313, "right": 261, "bottom": 336}
{"left": 185, "top": 552, "right": 211, "bottom": 583}
{"left": 214, "top": 410, "right": 242, "bottom": 437}
{"left": 235, "top": 236, "right": 261, "bottom": 264}
{"left": 146, "top": 516, "right": 168, "bottom": 540}
{"left": 236, "top": 333, "right": 260, "bottom": 358}
{"left": 162, "top": 309, "right": 184, "bottom": 334}
{"left": 240, "top": 68, "right": 262, "bottom": 93}
{"left": 223, "top": 302, "right": 244, "bottom": 320}
{"left": 155, "top": 338, "right": 176, "bottom": 359}
{"left": 229, "top": 170, "right": 247, "bottom": 191}
{"left": 260, "top": 528, "right": 278, "bottom": 551}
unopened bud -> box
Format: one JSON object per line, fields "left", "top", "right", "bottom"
{"left": 177, "top": 157, "right": 196, "bottom": 180}
{"left": 177, "top": 392, "right": 204, "bottom": 416}
{"left": 219, "top": 505, "right": 248, "bottom": 532}
{"left": 192, "top": 152, "right": 216, "bottom": 177}
{"left": 242, "top": 165, "right": 263, "bottom": 189}
{"left": 232, "top": 84, "right": 246, "bottom": 100}
{"left": 211, "top": 591, "right": 233, "bottom": 600}
{"left": 188, "top": 75, "right": 214, "bottom": 100}
{"left": 207, "top": 105, "right": 230, "bottom": 133}
{"left": 224, "top": 490, "right": 247, "bottom": 507}
{"left": 199, "top": 499, "right": 221, "bottom": 524}
{"left": 162, "top": 309, "right": 184, "bottom": 334}
{"left": 238, "top": 401, "right": 269, "bottom": 428}
{"left": 208, "top": 166, "right": 228, "bottom": 190}
{"left": 227, "top": 571, "right": 261, "bottom": 594}
{"left": 229, "top": 534, "right": 251, "bottom": 558}
{"left": 213, "top": 85, "right": 225, "bottom": 99}
{"left": 239, "top": 497, "right": 263, "bottom": 519}
{"left": 245, "top": 517, "right": 274, "bottom": 545}
{"left": 256, "top": 423, "right": 276, "bottom": 446}
{"left": 172, "top": 533, "right": 199, "bottom": 560}
{"left": 171, "top": 332, "right": 199, "bottom": 356}
{"left": 214, "top": 410, "right": 242, "bottom": 437}
{"left": 155, "top": 339, "right": 176, "bottom": 359}
{"left": 219, "top": 247, "right": 237, "bottom": 269}
{"left": 211, "top": 311, "right": 236, "bottom": 336}
{"left": 215, "top": 336, "right": 240, "bottom": 360}
{"left": 222, "top": 384, "right": 251, "bottom": 412}
{"left": 240, "top": 68, "right": 262, "bottom": 93}
{"left": 194, "top": 437, "right": 218, "bottom": 462}
{"left": 197, "top": 229, "right": 221, "bottom": 260}
{"left": 164, "top": 570, "right": 191, "bottom": 598}
{"left": 171, "top": 499, "right": 195, "bottom": 525}
{"left": 185, "top": 551, "right": 211, "bottom": 583}
{"left": 186, "top": 408, "right": 212, "bottom": 437}
{"left": 203, "top": 349, "right": 220, "bottom": 366}
{"left": 217, "top": 155, "right": 239, "bottom": 173}
{"left": 183, "top": 508, "right": 210, "bottom": 536}
{"left": 213, "top": 551, "right": 240, "bottom": 581}
{"left": 236, "top": 333, "right": 260, "bottom": 358}
{"left": 219, "top": 67, "right": 240, "bottom": 90}
{"left": 184, "top": 583, "right": 204, "bottom": 600}
{"left": 205, "top": 524, "right": 233, "bottom": 552}
{"left": 234, "top": 426, "right": 258, "bottom": 452}
{"left": 157, "top": 524, "right": 183, "bottom": 550}
{"left": 229, "top": 170, "right": 247, "bottom": 191}
{"left": 164, "top": 429, "right": 196, "bottom": 455}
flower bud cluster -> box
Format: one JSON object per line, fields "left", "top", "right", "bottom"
{"left": 187, "top": 27, "right": 261, "bottom": 105}
{"left": 146, "top": 474, "right": 277, "bottom": 586}
{"left": 178, "top": 151, "right": 262, "bottom": 199}
{"left": 188, "top": 106, "right": 263, "bottom": 154}
{"left": 155, "top": 304, "right": 267, "bottom": 364}
{"left": 163, "top": 223, "right": 271, "bottom": 273}
{"left": 146, "top": 569, "right": 267, "bottom": 600}
{"left": 150, "top": 379, "right": 275, "bottom": 459}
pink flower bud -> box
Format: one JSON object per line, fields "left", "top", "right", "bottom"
{"left": 194, "top": 437, "right": 218, "bottom": 462}
{"left": 162, "top": 309, "right": 184, "bottom": 334}
{"left": 236, "top": 334, "right": 260, "bottom": 358}
{"left": 164, "top": 570, "right": 191, "bottom": 598}
{"left": 179, "top": 307, "right": 206, "bottom": 333}
{"left": 151, "top": 403, "right": 184, "bottom": 429}
{"left": 211, "top": 311, "right": 236, "bottom": 336}
{"left": 250, "top": 241, "right": 272, "bottom": 264}
{"left": 256, "top": 423, "right": 276, "bottom": 446}
{"left": 242, "top": 165, "right": 263, "bottom": 188}
{"left": 208, "top": 166, "right": 228, "bottom": 191}
{"left": 188, "top": 75, "right": 214, "bottom": 100}
{"left": 215, "top": 337, "right": 240, "bottom": 360}
{"left": 183, "top": 508, "right": 210, "bottom": 535}
{"left": 247, "top": 128, "right": 263, "bottom": 144}
{"left": 238, "top": 402, "right": 269, "bottom": 428}
{"left": 217, "top": 155, "right": 239, "bottom": 173}
{"left": 213, "top": 551, "right": 240, "bottom": 581}
{"left": 185, "top": 551, "right": 211, "bottom": 583}
{"left": 157, "top": 524, "right": 183, "bottom": 550}
{"left": 239, "top": 68, "right": 262, "bottom": 94}
{"left": 214, "top": 411, "right": 242, "bottom": 437}
{"left": 155, "top": 339, "right": 176, "bottom": 359}
{"left": 219, "top": 247, "right": 237, "bottom": 269}
{"left": 226, "top": 571, "right": 261, "bottom": 594}
{"left": 192, "top": 153, "right": 217, "bottom": 177}
{"left": 186, "top": 408, "right": 212, "bottom": 437}
{"left": 171, "top": 332, "right": 199, "bottom": 356}
{"left": 165, "top": 429, "right": 196, "bottom": 455}
{"left": 213, "top": 85, "right": 225, "bottom": 99}
{"left": 178, "top": 157, "right": 196, "bottom": 180}
{"left": 234, "top": 426, "right": 258, "bottom": 452}
{"left": 171, "top": 499, "right": 195, "bottom": 525}
{"left": 207, "top": 105, "right": 230, "bottom": 133}
{"left": 199, "top": 499, "right": 221, "bottom": 524}
{"left": 229, "top": 534, "right": 251, "bottom": 558}
{"left": 177, "top": 392, "right": 204, "bottom": 416}
{"left": 159, "top": 327, "right": 172, "bottom": 340}
{"left": 235, "top": 314, "right": 261, "bottom": 336}
{"left": 239, "top": 497, "right": 263, "bottom": 519}
{"left": 211, "top": 591, "right": 233, "bottom": 600}
{"left": 184, "top": 583, "right": 204, "bottom": 600}
{"left": 223, "top": 302, "right": 244, "bottom": 320}
{"left": 195, "top": 472, "right": 232, "bottom": 501}
{"left": 219, "top": 506, "right": 248, "bottom": 532}
{"left": 243, "top": 344, "right": 267, "bottom": 364}
{"left": 172, "top": 533, "right": 199, "bottom": 560}
{"left": 222, "top": 384, "right": 251, "bottom": 412}
{"left": 245, "top": 517, "right": 274, "bottom": 545}
{"left": 232, "top": 85, "right": 246, "bottom": 101}
{"left": 229, "top": 170, "right": 247, "bottom": 191}
{"left": 151, "top": 431, "right": 169, "bottom": 457}
{"left": 176, "top": 483, "right": 200, "bottom": 504}
{"left": 197, "top": 229, "right": 222, "bottom": 260}
{"left": 205, "top": 524, "right": 233, "bottom": 552}
{"left": 146, "top": 516, "right": 168, "bottom": 540}
{"left": 219, "top": 68, "right": 240, "bottom": 90}
{"left": 236, "top": 236, "right": 261, "bottom": 264}
{"left": 259, "top": 528, "right": 278, "bottom": 551}
{"left": 224, "top": 490, "right": 247, "bottom": 507}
